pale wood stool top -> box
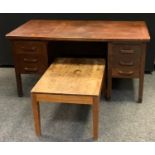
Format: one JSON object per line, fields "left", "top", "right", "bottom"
{"left": 31, "top": 58, "right": 105, "bottom": 96}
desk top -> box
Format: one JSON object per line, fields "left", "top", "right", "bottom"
{"left": 31, "top": 58, "right": 105, "bottom": 96}
{"left": 6, "top": 20, "right": 150, "bottom": 41}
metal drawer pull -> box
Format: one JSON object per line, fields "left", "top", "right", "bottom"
{"left": 21, "top": 46, "right": 37, "bottom": 52}
{"left": 24, "top": 67, "right": 38, "bottom": 72}
{"left": 119, "top": 61, "right": 134, "bottom": 66}
{"left": 120, "top": 49, "right": 135, "bottom": 54}
{"left": 24, "top": 58, "right": 38, "bottom": 63}
{"left": 118, "top": 70, "right": 134, "bottom": 76}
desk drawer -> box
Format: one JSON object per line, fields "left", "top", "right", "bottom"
{"left": 20, "top": 64, "right": 39, "bottom": 73}
{"left": 112, "top": 68, "right": 139, "bottom": 78}
{"left": 111, "top": 43, "right": 141, "bottom": 64}
{"left": 112, "top": 56, "right": 140, "bottom": 69}
{"left": 13, "top": 41, "right": 45, "bottom": 54}
{"left": 112, "top": 44, "right": 141, "bottom": 55}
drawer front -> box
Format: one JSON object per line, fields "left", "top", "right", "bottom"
{"left": 20, "top": 63, "right": 39, "bottom": 73}
{"left": 13, "top": 41, "right": 45, "bottom": 54}
{"left": 112, "top": 44, "right": 141, "bottom": 55}
{"left": 112, "top": 54, "right": 140, "bottom": 71}
{"left": 110, "top": 43, "right": 142, "bottom": 78}
{"left": 111, "top": 44, "right": 141, "bottom": 65}
{"left": 112, "top": 68, "right": 139, "bottom": 78}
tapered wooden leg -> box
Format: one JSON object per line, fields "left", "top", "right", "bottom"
{"left": 92, "top": 97, "right": 99, "bottom": 140}
{"left": 15, "top": 71, "right": 23, "bottom": 97}
{"left": 32, "top": 93, "right": 41, "bottom": 136}
{"left": 138, "top": 76, "right": 144, "bottom": 103}
{"left": 106, "top": 74, "right": 112, "bottom": 100}
{"left": 138, "top": 43, "right": 146, "bottom": 103}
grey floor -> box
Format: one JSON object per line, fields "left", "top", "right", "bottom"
{"left": 0, "top": 68, "right": 155, "bottom": 142}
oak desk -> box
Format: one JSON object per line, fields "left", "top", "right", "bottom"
{"left": 6, "top": 20, "right": 150, "bottom": 102}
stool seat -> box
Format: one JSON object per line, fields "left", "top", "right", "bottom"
{"left": 31, "top": 58, "right": 105, "bottom": 140}
{"left": 31, "top": 58, "right": 105, "bottom": 96}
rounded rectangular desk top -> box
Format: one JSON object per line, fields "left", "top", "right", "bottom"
{"left": 6, "top": 20, "right": 150, "bottom": 41}
{"left": 31, "top": 58, "right": 105, "bottom": 96}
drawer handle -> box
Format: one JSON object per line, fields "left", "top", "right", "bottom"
{"left": 23, "top": 58, "right": 38, "bottom": 63}
{"left": 118, "top": 70, "right": 134, "bottom": 76}
{"left": 24, "top": 67, "right": 38, "bottom": 72}
{"left": 21, "top": 46, "right": 37, "bottom": 52}
{"left": 120, "top": 49, "right": 135, "bottom": 54}
{"left": 119, "top": 61, "right": 134, "bottom": 66}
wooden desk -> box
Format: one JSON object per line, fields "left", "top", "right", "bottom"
{"left": 6, "top": 20, "right": 150, "bottom": 102}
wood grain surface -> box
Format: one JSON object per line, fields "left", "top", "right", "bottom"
{"left": 31, "top": 58, "right": 105, "bottom": 96}
{"left": 6, "top": 20, "right": 150, "bottom": 41}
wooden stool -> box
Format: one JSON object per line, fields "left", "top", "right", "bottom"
{"left": 31, "top": 58, "right": 105, "bottom": 140}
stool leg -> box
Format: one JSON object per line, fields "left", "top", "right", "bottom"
{"left": 106, "top": 73, "right": 112, "bottom": 100}
{"left": 101, "top": 70, "right": 107, "bottom": 98}
{"left": 92, "top": 97, "right": 99, "bottom": 140}
{"left": 32, "top": 94, "right": 41, "bottom": 136}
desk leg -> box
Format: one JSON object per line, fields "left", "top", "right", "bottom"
{"left": 138, "top": 76, "right": 144, "bottom": 103}
{"left": 15, "top": 70, "right": 23, "bottom": 97}
{"left": 32, "top": 94, "right": 41, "bottom": 136}
{"left": 138, "top": 44, "right": 146, "bottom": 103}
{"left": 92, "top": 97, "right": 99, "bottom": 140}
